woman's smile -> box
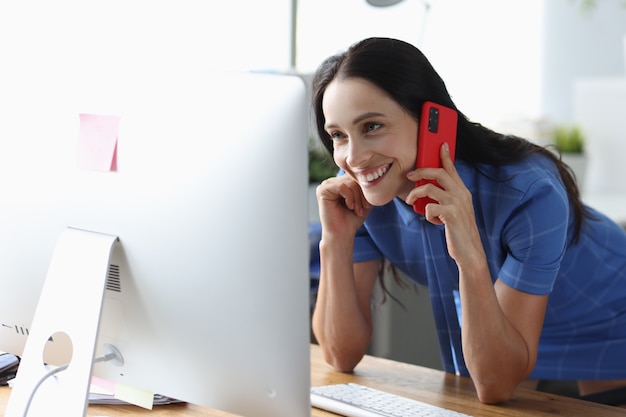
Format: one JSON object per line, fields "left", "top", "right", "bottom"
{"left": 354, "top": 163, "right": 392, "bottom": 187}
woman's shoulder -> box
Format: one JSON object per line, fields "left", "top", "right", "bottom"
{"left": 457, "top": 153, "right": 565, "bottom": 200}
{"left": 457, "top": 155, "right": 571, "bottom": 237}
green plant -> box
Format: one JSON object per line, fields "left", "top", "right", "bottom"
{"left": 577, "top": 0, "right": 600, "bottom": 13}
{"left": 553, "top": 125, "right": 585, "bottom": 154}
{"left": 309, "top": 146, "right": 338, "bottom": 183}
{"left": 574, "top": 0, "right": 626, "bottom": 13}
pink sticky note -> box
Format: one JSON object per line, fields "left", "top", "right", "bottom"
{"left": 78, "top": 113, "right": 120, "bottom": 172}
{"left": 90, "top": 375, "right": 116, "bottom": 395}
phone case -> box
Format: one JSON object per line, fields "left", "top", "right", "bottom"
{"left": 413, "top": 101, "right": 458, "bottom": 214}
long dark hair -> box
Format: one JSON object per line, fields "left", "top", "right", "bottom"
{"left": 312, "top": 37, "right": 590, "bottom": 242}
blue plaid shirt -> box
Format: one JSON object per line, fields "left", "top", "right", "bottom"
{"left": 353, "top": 154, "right": 626, "bottom": 379}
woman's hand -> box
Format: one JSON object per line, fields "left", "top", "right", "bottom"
{"left": 316, "top": 175, "right": 372, "bottom": 240}
{"left": 406, "top": 143, "right": 484, "bottom": 268}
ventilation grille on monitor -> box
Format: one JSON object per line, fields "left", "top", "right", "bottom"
{"left": 1, "top": 265, "right": 120, "bottom": 339}
{"left": 106, "top": 264, "right": 121, "bottom": 292}
{"left": 1, "top": 323, "right": 29, "bottom": 336}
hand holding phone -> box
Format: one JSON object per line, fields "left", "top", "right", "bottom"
{"left": 413, "top": 101, "right": 458, "bottom": 214}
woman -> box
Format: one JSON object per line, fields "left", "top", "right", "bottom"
{"left": 311, "top": 37, "right": 626, "bottom": 405}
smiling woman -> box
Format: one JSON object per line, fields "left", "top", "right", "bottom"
{"left": 321, "top": 77, "right": 418, "bottom": 205}
{"left": 310, "top": 37, "right": 626, "bottom": 406}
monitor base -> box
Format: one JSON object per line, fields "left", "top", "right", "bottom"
{"left": 6, "top": 228, "right": 118, "bottom": 417}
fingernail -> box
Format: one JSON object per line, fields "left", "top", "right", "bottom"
{"left": 443, "top": 142, "right": 449, "bottom": 152}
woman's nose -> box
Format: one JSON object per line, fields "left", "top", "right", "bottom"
{"left": 346, "top": 139, "right": 369, "bottom": 167}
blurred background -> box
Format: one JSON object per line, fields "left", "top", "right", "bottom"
{"left": 2, "top": 0, "right": 625, "bottom": 372}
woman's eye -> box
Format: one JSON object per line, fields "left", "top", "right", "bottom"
{"left": 329, "top": 131, "right": 345, "bottom": 141}
{"left": 364, "top": 122, "right": 382, "bottom": 133}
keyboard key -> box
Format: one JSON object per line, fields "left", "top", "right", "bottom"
{"left": 311, "top": 383, "right": 472, "bottom": 417}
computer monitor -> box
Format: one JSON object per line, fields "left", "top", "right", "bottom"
{"left": 0, "top": 71, "right": 311, "bottom": 417}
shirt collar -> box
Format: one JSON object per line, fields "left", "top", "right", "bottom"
{"left": 392, "top": 161, "right": 471, "bottom": 227}
{"left": 392, "top": 198, "right": 425, "bottom": 226}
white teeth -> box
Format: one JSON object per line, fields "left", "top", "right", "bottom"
{"left": 361, "top": 165, "right": 388, "bottom": 183}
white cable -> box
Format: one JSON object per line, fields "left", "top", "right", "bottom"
{"left": 21, "top": 351, "right": 119, "bottom": 417}
{"left": 21, "top": 363, "right": 69, "bottom": 417}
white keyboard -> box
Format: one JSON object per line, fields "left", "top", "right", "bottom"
{"left": 310, "top": 383, "right": 472, "bottom": 417}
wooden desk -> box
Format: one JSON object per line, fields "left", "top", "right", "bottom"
{"left": 0, "top": 344, "right": 622, "bottom": 416}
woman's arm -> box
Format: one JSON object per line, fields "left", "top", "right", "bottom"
{"left": 312, "top": 253, "right": 380, "bottom": 372}
{"left": 407, "top": 144, "right": 548, "bottom": 403}
{"left": 311, "top": 175, "right": 380, "bottom": 371}
{"left": 459, "top": 260, "right": 548, "bottom": 403}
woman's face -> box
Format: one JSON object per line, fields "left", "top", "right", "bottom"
{"left": 322, "top": 77, "right": 418, "bottom": 206}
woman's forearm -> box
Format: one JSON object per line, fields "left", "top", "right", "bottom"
{"left": 459, "top": 258, "right": 535, "bottom": 404}
{"left": 312, "top": 238, "right": 377, "bottom": 372}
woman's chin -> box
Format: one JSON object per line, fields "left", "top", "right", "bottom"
{"left": 363, "top": 193, "right": 394, "bottom": 207}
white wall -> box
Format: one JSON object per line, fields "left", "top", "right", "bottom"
{"left": 0, "top": 0, "right": 297, "bottom": 143}
{"left": 4, "top": 1, "right": 623, "bottom": 130}
{"left": 542, "top": 0, "right": 626, "bottom": 124}
{"left": 297, "top": 0, "right": 543, "bottom": 129}
{"left": 298, "top": 0, "right": 626, "bottom": 136}
{"left": 0, "top": 0, "right": 294, "bottom": 84}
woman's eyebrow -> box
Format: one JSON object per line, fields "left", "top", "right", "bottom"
{"left": 353, "top": 112, "right": 385, "bottom": 125}
{"left": 325, "top": 112, "right": 386, "bottom": 131}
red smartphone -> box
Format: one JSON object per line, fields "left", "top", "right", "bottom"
{"left": 413, "top": 101, "right": 458, "bottom": 214}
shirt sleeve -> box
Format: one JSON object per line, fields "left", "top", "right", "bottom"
{"left": 498, "top": 178, "right": 570, "bottom": 295}
{"left": 353, "top": 225, "right": 384, "bottom": 263}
